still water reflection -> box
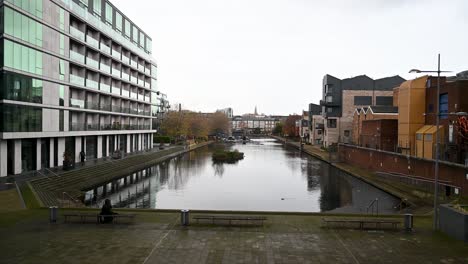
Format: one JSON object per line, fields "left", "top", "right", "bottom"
{"left": 86, "top": 139, "right": 399, "bottom": 213}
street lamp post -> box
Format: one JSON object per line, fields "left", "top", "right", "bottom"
{"left": 409, "top": 54, "right": 451, "bottom": 230}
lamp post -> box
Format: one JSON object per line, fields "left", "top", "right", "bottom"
{"left": 409, "top": 54, "right": 451, "bottom": 230}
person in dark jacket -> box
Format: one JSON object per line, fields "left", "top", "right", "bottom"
{"left": 100, "top": 199, "right": 117, "bottom": 223}
{"left": 80, "top": 150, "right": 85, "bottom": 165}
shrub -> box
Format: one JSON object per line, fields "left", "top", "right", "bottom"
{"left": 154, "top": 136, "right": 172, "bottom": 144}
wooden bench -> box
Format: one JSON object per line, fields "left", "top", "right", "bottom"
{"left": 322, "top": 218, "right": 401, "bottom": 230}
{"left": 193, "top": 215, "right": 267, "bottom": 226}
{"left": 63, "top": 213, "right": 137, "bottom": 224}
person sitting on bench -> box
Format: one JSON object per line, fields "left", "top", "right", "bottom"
{"left": 100, "top": 199, "right": 117, "bottom": 223}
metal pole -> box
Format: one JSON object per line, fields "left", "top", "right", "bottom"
{"left": 434, "top": 53, "right": 441, "bottom": 230}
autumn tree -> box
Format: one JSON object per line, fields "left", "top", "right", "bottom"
{"left": 209, "top": 111, "right": 230, "bottom": 136}
{"left": 282, "top": 115, "right": 301, "bottom": 137}
{"left": 272, "top": 122, "right": 284, "bottom": 136}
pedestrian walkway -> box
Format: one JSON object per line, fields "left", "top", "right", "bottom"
{"left": 1, "top": 209, "right": 467, "bottom": 264}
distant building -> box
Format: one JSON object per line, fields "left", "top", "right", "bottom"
{"left": 308, "top": 103, "right": 323, "bottom": 145}
{"left": 217, "top": 107, "right": 233, "bottom": 119}
{"left": 231, "top": 115, "right": 284, "bottom": 135}
{"left": 321, "top": 74, "right": 405, "bottom": 147}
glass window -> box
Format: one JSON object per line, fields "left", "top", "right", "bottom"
{"left": 60, "top": 34, "right": 65, "bottom": 55}
{"left": 105, "top": 3, "right": 113, "bottom": 24}
{"left": 124, "top": 19, "right": 130, "bottom": 38}
{"left": 59, "top": 60, "right": 65, "bottom": 80}
{"left": 59, "top": 8, "right": 65, "bottom": 30}
{"left": 132, "top": 25, "right": 138, "bottom": 43}
{"left": 139, "top": 32, "right": 144, "bottom": 47}
{"left": 0, "top": 104, "right": 42, "bottom": 132}
{"left": 59, "top": 85, "right": 64, "bottom": 106}
{"left": 327, "top": 119, "right": 337, "bottom": 128}
{"left": 4, "top": 40, "right": 14, "bottom": 67}
{"left": 4, "top": 7, "right": 13, "bottom": 36}
{"left": 5, "top": 7, "right": 43, "bottom": 47}
{"left": 59, "top": 110, "right": 64, "bottom": 131}
{"left": 1, "top": 72, "right": 43, "bottom": 103}
{"left": 439, "top": 93, "right": 448, "bottom": 119}
{"left": 93, "top": 0, "right": 101, "bottom": 16}
{"left": 146, "top": 38, "right": 152, "bottom": 53}
{"left": 13, "top": 11, "right": 21, "bottom": 39}
{"left": 115, "top": 12, "right": 122, "bottom": 32}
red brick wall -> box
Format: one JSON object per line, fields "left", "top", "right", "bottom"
{"left": 339, "top": 144, "right": 468, "bottom": 196}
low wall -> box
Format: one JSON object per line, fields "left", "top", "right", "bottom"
{"left": 439, "top": 204, "right": 468, "bottom": 242}
{"left": 339, "top": 144, "right": 468, "bottom": 196}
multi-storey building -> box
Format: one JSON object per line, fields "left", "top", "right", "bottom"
{"left": 231, "top": 115, "right": 283, "bottom": 135}
{"left": 320, "top": 74, "right": 405, "bottom": 147}
{"left": 0, "top": 0, "right": 165, "bottom": 176}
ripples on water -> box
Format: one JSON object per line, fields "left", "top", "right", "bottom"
{"left": 85, "top": 138, "right": 399, "bottom": 213}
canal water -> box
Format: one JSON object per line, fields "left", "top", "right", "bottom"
{"left": 85, "top": 138, "right": 400, "bottom": 213}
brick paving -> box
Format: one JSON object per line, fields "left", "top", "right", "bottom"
{"left": 1, "top": 209, "right": 467, "bottom": 264}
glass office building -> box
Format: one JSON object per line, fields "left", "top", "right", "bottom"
{"left": 0, "top": 0, "right": 163, "bottom": 175}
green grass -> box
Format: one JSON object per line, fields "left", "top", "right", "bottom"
{"left": 0, "top": 188, "right": 23, "bottom": 211}
{"left": 19, "top": 183, "right": 41, "bottom": 209}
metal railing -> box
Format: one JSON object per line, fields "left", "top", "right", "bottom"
{"left": 366, "top": 198, "right": 379, "bottom": 215}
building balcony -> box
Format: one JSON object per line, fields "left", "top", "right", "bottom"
{"left": 100, "top": 83, "right": 111, "bottom": 93}
{"left": 86, "top": 102, "right": 100, "bottom": 110}
{"left": 100, "top": 63, "right": 111, "bottom": 74}
{"left": 86, "top": 57, "right": 99, "bottom": 69}
{"left": 69, "top": 98, "right": 85, "bottom": 109}
{"left": 100, "top": 124, "right": 112, "bottom": 130}
{"left": 122, "top": 55, "right": 130, "bottom": 65}
{"left": 130, "top": 92, "right": 138, "bottom": 99}
{"left": 130, "top": 60, "right": 138, "bottom": 68}
{"left": 130, "top": 108, "right": 139, "bottom": 115}
{"left": 70, "top": 75, "right": 85, "bottom": 86}
{"left": 122, "top": 72, "right": 130, "bottom": 81}
{"left": 112, "top": 87, "right": 121, "bottom": 95}
{"left": 130, "top": 76, "right": 138, "bottom": 85}
{"left": 112, "top": 104, "right": 121, "bottom": 112}
{"left": 100, "top": 104, "right": 111, "bottom": 112}
{"left": 86, "top": 123, "right": 99, "bottom": 131}
{"left": 100, "top": 42, "right": 111, "bottom": 54}
{"left": 111, "top": 68, "right": 121, "bottom": 78}
{"left": 70, "top": 50, "right": 85, "bottom": 64}
{"left": 69, "top": 122, "right": 85, "bottom": 131}
{"left": 319, "top": 100, "right": 340, "bottom": 107}
{"left": 70, "top": 27, "right": 85, "bottom": 41}
{"left": 86, "top": 79, "right": 99, "bottom": 90}
{"left": 86, "top": 36, "right": 99, "bottom": 49}
{"left": 121, "top": 107, "right": 130, "bottom": 114}
{"left": 112, "top": 50, "right": 121, "bottom": 60}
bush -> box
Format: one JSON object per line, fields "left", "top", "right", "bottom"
{"left": 212, "top": 150, "right": 244, "bottom": 163}
{"left": 154, "top": 136, "right": 172, "bottom": 144}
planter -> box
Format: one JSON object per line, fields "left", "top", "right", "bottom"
{"left": 63, "top": 160, "right": 75, "bottom": 171}
{"left": 439, "top": 204, "right": 468, "bottom": 242}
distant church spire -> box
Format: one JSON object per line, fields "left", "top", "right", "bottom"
{"left": 254, "top": 106, "right": 258, "bottom": 115}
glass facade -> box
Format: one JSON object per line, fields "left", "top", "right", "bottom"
{"left": 4, "top": 39, "right": 43, "bottom": 75}
{"left": 5, "top": 0, "right": 43, "bottom": 19}
{"left": 105, "top": 3, "right": 113, "bottom": 24}
{"left": 0, "top": 104, "right": 42, "bottom": 132}
{"left": 93, "top": 0, "right": 102, "bottom": 17}
{"left": 4, "top": 6, "right": 43, "bottom": 47}
{"left": 0, "top": 72, "right": 42, "bottom": 103}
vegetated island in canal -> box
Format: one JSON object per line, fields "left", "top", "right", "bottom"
{"left": 212, "top": 149, "right": 244, "bottom": 163}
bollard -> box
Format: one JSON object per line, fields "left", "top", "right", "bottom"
{"left": 49, "top": 206, "right": 58, "bottom": 223}
{"left": 404, "top": 214, "right": 413, "bottom": 232}
{"left": 181, "top": 209, "right": 190, "bottom": 226}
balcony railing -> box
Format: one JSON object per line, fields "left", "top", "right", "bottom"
{"left": 100, "top": 42, "right": 111, "bottom": 54}
{"left": 100, "top": 83, "right": 110, "bottom": 93}
{"left": 100, "top": 63, "right": 111, "bottom": 74}
{"left": 86, "top": 101, "right": 100, "bottom": 110}
{"left": 319, "top": 100, "right": 339, "bottom": 107}
{"left": 130, "top": 109, "right": 139, "bottom": 115}
{"left": 86, "top": 57, "right": 99, "bottom": 69}
{"left": 70, "top": 75, "right": 85, "bottom": 86}
{"left": 69, "top": 122, "right": 85, "bottom": 131}
{"left": 144, "top": 110, "right": 151, "bottom": 116}
{"left": 112, "top": 88, "right": 121, "bottom": 95}
{"left": 130, "top": 60, "right": 138, "bottom": 68}
{"left": 122, "top": 55, "right": 130, "bottom": 65}
{"left": 70, "top": 26, "right": 85, "bottom": 41}
{"left": 100, "top": 104, "right": 111, "bottom": 111}
{"left": 112, "top": 50, "right": 121, "bottom": 60}
{"left": 86, "top": 35, "right": 99, "bottom": 49}
{"left": 70, "top": 50, "right": 85, "bottom": 64}
{"left": 66, "top": 0, "right": 151, "bottom": 60}
{"left": 122, "top": 72, "right": 130, "bottom": 81}
{"left": 111, "top": 68, "right": 121, "bottom": 78}
{"left": 100, "top": 124, "right": 112, "bottom": 130}
{"left": 130, "top": 76, "right": 138, "bottom": 84}
{"left": 86, "top": 123, "right": 99, "bottom": 131}
{"left": 69, "top": 98, "right": 85, "bottom": 108}
{"left": 121, "top": 107, "right": 130, "bottom": 114}
{"left": 86, "top": 79, "right": 99, "bottom": 89}
{"left": 122, "top": 91, "right": 130, "bottom": 98}
{"left": 130, "top": 92, "right": 138, "bottom": 99}
{"left": 112, "top": 104, "right": 121, "bottom": 112}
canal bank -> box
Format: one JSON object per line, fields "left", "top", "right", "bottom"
{"left": 270, "top": 136, "right": 434, "bottom": 212}
{"left": 28, "top": 141, "right": 213, "bottom": 207}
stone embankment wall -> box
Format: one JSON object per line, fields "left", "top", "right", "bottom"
{"left": 339, "top": 144, "right": 468, "bottom": 196}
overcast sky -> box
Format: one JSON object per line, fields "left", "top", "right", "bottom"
{"left": 112, "top": 0, "right": 468, "bottom": 115}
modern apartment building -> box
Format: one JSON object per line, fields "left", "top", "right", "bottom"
{"left": 320, "top": 74, "right": 405, "bottom": 147}
{"left": 0, "top": 0, "right": 165, "bottom": 176}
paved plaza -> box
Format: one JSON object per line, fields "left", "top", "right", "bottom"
{"left": 1, "top": 207, "right": 468, "bottom": 264}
